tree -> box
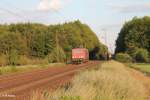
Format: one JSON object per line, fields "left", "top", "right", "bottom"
{"left": 115, "top": 16, "right": 150, "bottom": 62}
{"left": 0, "top": 20, "right": 108, "bottom": 65}
{"left": 0, "top": 31, "right": 27, "bottom": 55}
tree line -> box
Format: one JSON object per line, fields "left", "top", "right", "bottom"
{"left": 0, "top": 20, "right": 108, "bottom": 66}
{"left": 115, "top": 16, "right": 150, "bottom": 62}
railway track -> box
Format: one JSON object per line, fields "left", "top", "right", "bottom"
{"left": 0, "top": 61, "right": 100, "bottom": 100}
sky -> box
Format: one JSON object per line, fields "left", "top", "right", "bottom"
{"left": 0, "top": 0, "right": 150, "bottom": 53}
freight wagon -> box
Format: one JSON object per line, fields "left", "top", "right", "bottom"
{"left": 72, "top": 48, "right": 89, "bottom": 64}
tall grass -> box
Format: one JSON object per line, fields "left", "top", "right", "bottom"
{"left": 0, "top": 63, "right": 65, "bottom": 75}
{"left": 0, "top": 55, "right": 50, "bottom": 66}
{"left": 32, "top": 61, "right": 150, "bottom": 100}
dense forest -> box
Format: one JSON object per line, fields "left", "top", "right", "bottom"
{"left": 0, "top": 20, "right": 108, "bottom": 66}
{"left": 115, "top": 16, "right": 150, "bottom": 62}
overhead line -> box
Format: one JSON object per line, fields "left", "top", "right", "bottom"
{"left": 0, "top": 0, "right": 67, "bottom": 24}
{"left": 0, "top": 7, "right": 28, "bottom": 20}
{"left": 0, "top": 0, "right": 29, "bottom": 21}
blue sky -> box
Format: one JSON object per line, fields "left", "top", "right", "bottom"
{"left": 0, "top": 0, "right": 150, "bottom": 52}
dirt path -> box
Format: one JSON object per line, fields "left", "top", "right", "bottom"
{"left": 0, "top": 61, "right": 100, "bottom": 100}
{"left": 127, "top": 67, "right": 150, "bottom": 95}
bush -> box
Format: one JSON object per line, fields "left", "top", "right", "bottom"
{"left": 17, "top": 55, "right": 31, "bottom": 65}
{"left": 126, "top": 47, "right": 138, "bottom": 59}
{"left": 47, "top": 46, "right": 66, "bottom": 63}
{"left": 0, "top": 54, "right": 8, "bottom": 66}
{"left": 25, "top": 57, "right": 49, "bottom": 65}
{"left": 115, "top": 53, "right": 132, "bottom": 63}
{"left": 135, "top": 48, "right": 149, "bottom": 63}
{"left": 8, "top": 50, "right": 20, "bottom": 65}
{"left": 17, "top": 56, "right": 49, "bottom": 65}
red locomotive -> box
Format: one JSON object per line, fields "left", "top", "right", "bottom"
{"left": 72, "top": 48, "right": 89, "bottom": 64}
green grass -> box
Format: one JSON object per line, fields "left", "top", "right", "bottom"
{"left": 128, "top": 63, "right": 150, "bottom": 76}
{"left": 0, "top": 63, "right": 65, "bottom": 75}
{"left": 32, "top": 61, "right": 150, "bottom": 100}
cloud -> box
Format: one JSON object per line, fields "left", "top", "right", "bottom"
{"left": 37, "top": 0, "right": 63, "bottom": 11}
{"left": 110, "top": 3, "right": 150, "bottom": 13}
{"left": 50, "top": 0, "right": 63, "bottom": 11}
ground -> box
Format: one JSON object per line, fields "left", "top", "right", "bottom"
{"left": 127, "top": 66, "right": 150, "bottom": 95}
{"left": 0, "top": 61, "right": 150, "bottom": 100}
{"left": 0, "top": 61, "right": 100, "bottom": 100}
{"left": 33, "top": 61, "right": 150, "bottom": 100}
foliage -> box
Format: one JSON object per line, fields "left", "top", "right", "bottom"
{"left": 8, "top": 50, "right": 19, "bottom": 65}
{"left": 115, "top": 16, "right": 150, "bottom": 62}
{"left": 0, "top": 54, "right": 8, "bottom": 66}
{"left": 0, "top": 31, "right": 27, "bottom": 55}
{"left": 47, "top": 46, "right": 66, "bottom": 63}
{"left": 0, "top": 21, "right": 107, "bottom": 65}
{"left": 17, "top": 55, "right": 31, "bottom": 65}
{"left": 115, "top": 53, "right": 132, "bottom": 63}
{"left": 134, "top": 48, "right": 149, "bottom": 63}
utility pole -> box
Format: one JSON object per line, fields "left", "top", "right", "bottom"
{"left": 104, "top": 29, "right": 108, "bottom": 47}
{"left": 102, "top": 28, "right": 108, "bottom": 60}
{"left": 109, "top": 44, "right": 113, "bottom": 54}
{"left": 101, "top": 28, "right": 108, "bottom": 46}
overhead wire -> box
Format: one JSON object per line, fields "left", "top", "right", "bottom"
{"left": 0, "top": 0, "right": 50, "bottom": 23}
{"left": 0, "top": 0, "right": 31, "bottom": 22}
{"left": 0, "top": 0, "right": 67, "bottom": 24}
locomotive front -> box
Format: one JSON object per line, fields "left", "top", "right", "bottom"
{"left": 72, "top": 48, "right": 89, "bottom": 64}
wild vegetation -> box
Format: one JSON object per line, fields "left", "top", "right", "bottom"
{"left": 115, "top": 53, "right": 132, "bottom": 63}
{"left": 0, "top": 20, "right": 107, "bottom": 66}
{"left": 32, "top": 61, "right": 149, "bottom": 100}
{"left": 0, "top": 63, "right": 65, "bottom": 75}
{"left": 115, "top": 16, "right": 150, "bottom": 63}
